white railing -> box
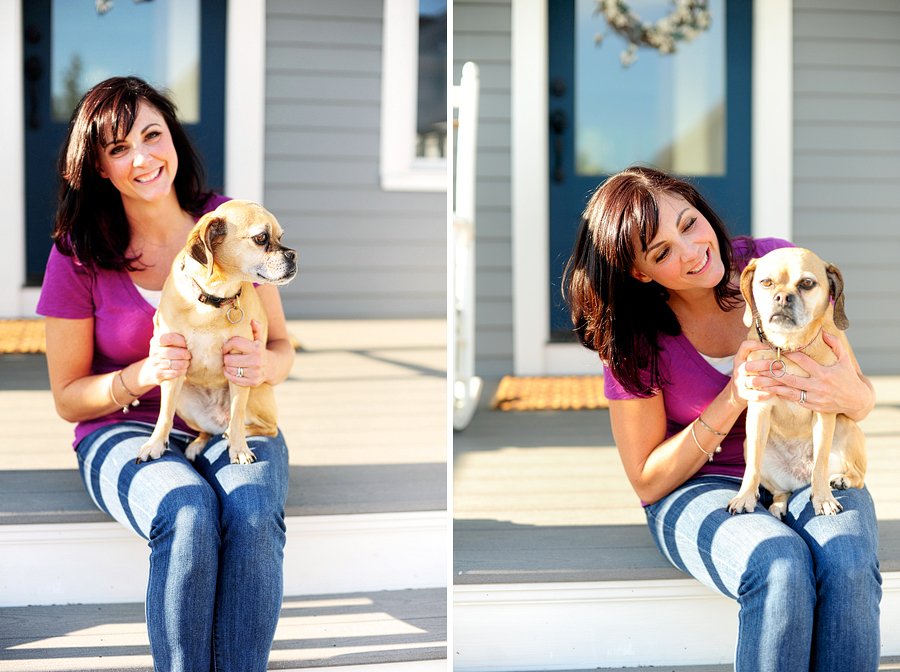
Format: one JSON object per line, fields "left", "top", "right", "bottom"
{"left": 452, "top": 62, "right": 482, "bottom": 431}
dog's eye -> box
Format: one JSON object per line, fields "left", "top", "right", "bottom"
{"left": 799, "top": 278, "right": 816, "bottom": 290}
{"left": 253, "top": 233, "right": 269, "bottom": 246}
{"left": 760, "top": 279, "right": 773, "bottom": 288}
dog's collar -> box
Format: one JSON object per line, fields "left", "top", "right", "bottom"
{"left": 189, "top": 275, "right": 241, "bottom": 308}
{"left": 183, "top": 272, "right": 245, "bottom": 324}
{"left": 755, "top": 317, "right": 822, "bottom": 376}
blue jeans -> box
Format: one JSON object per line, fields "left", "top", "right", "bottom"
{"left": 645, "top": 476, "right": 881, "bottom": 672}
{"left": 76, "top": 421, "right": 290, "bottom": 672}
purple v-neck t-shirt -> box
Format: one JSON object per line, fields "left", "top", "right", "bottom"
{"left": 603, "top": 237, "right": 793, "bottom": 486}
{"left": 36, "top": 194, "right": 230, "bottom": 449}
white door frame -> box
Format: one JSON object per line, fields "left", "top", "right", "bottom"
{"left": 0, "top": 0, "right": 265, "bottom": 318}
{"left": 510, "top": 0, "right": 792, "bottom": 376}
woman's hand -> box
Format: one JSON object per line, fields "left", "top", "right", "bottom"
{"left": 732, "top": 339, "right": 777, "bottom": 404}
{"left": 222, "top": 320, "right": 268, "bottom": 387}
{"left": 754, "top": 331, "right": 873, "bottom": 417}
{"left": 146, "top": 332, "right": 191, "bottom": 384}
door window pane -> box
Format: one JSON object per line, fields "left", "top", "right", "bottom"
{"left": 51, "top": 0, "right": 200, "bottom": 123}
{"left": 575, "top": 0, "right": 726, "bottom": 176}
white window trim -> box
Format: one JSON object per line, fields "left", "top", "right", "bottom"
{"left": 380, "top": 0, "right": 447, "bottom": 192}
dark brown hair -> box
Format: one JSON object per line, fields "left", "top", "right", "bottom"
{"left": 563, "top": 166, "right": 754, "bottom": 397}
{"left": 53, "top": 76, "right": 213, "bottom": 271}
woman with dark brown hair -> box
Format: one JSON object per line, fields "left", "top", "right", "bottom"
{"left": 565, "top": 166, "right": 880, "bottom": 671}
{"left": 37, "top": 76, "right": 294, "bottom": 671}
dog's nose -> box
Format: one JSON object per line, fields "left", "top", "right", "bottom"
{"left": 774, "top": 292, "right": 794, "bottom": 306}
{"left": 283, "top": 249, "right": 296, "bottom": 262}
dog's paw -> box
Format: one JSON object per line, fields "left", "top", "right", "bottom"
{"left": 811, "top": 494, "right": 843, "bottom": 516}
{"left": 228, "top": 444, "right": 257, "bottom": 465}
{"left": 136, "top": 439, "right": 169, "bottom": 464}
{"left": 768, "top": 501, "right": 788, "bottom": 521}
{"left": 727, "top": 493, "right": 758, "bottom": 515}
{"left": 830, "top": 474, "right": 851, "bottom": 490}
{"left": 184, "top": 437, "right": 209, "bottom": 462}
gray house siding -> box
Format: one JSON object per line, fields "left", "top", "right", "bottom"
{"left": 265, "top": 1, "right": 446, "bottom": 319}
{"left": 792, "top": 0, "right": 900, "bottom": 373}
{"left": 454, "top": 0, "right": 514, "bottom": 377}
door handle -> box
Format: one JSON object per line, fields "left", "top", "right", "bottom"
{"left": 550, "top": 108, "right": 568, "bottom": 183}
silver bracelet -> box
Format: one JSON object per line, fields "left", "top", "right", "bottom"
{"left": 691, "top": 421, "right": 722, "bottom": 462}
{"left": 109, "top": 371, "right": 140, "bottom": 414}
{"left": 117, "top": 370, "right": 141, "bottom": 399}
{"left": 697, "top": 415, "right": 727, "bottom": 436}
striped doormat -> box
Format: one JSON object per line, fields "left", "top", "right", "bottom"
{"left": 490, "top": 375, "right": 609, "bottom": 411}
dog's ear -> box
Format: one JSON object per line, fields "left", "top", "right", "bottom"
{"left": 826, "top": 263, "right": 850, "bottom": 330}
{"left": 186, "top": 215, "right": 228, "bottom": 279}
{"left": 740, "top": 259, "right": 758, "bottom": 327}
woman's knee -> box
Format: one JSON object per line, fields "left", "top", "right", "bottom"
{"left": 742, "top": 532, "right": 816, "bottom": 609}
{"left": 815, "top": 536, "right": 882, "bottom": 596}
{"left": 150, "top": 481, "right": 222, "bottom": 553}
{"left": 219, "top": 485, "right": 287, "bottom": 554}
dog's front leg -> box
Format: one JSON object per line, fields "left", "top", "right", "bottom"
{"left": 810, "top": 412, "right": 841, "bottom": 515}
{"left": 225, "top": 382, "right": 256, "bottom": 464}
{"left": 728, "top": 404, "right": 771, "bottom": 514}
{"left": 137, "top": 377, "right": 184, "bottom": 463}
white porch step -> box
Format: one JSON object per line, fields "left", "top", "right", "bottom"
{"left": 0, "top": 589, "right": 447, "bottom": 671}
{"left": 453, "top": 573, "right": 900, "bottom": 670}
{"left": 0, "top": 511, "right": 446, "bottom": 607}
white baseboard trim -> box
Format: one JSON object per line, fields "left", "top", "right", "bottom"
{"left": 0, "top": 511, "right": 447, "bottom": 607}
{"left": 454, "top": 572, "right": 900, "bottom": 670}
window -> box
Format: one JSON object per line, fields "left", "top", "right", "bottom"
{"left": 380, "top": 0, "right": 448, "bottom": 192}
{"left": 52, "top": 0, "right": 200, "bottom": 123}
{"left": 574, "top": 0, "right": 726, "bottom": 176}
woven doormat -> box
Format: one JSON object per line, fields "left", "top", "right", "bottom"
{"left": 0, "top": 319, "right": 46, "bottom": 354}
{"left": 491, "top": 375, "right": 609, "bottom": 411}
{"left": 0, "top": 318, "right": 302, "bottom": 355}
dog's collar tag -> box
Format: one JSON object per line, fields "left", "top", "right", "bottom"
{"left": 226, "top": 301, "right": 244, "bottom": 324}
{"left": 769, "top": 354, "right": 786, "bottom": 378}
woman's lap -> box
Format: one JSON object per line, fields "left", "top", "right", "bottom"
{"left": 645, "top": 475, "right": 881, "bottom": 672}
{"left": 75, "top": 421, "right": 289, "bottom": 539}
{"left": 645, "top": 476, "right": 879, "bottom": 598}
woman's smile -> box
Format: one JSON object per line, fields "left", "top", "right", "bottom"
{"left": 135, "top": 166, "right": 163, "bottom": 184}
{"left": 687, "top": 248, "right": 710, "bottom": 275}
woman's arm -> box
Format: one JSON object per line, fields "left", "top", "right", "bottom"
{"left": 611, "top": 340, "right": 771, "bottom": 504}
{"left": 45, "top": 317, "right": 189, "bottom": 422}
{"left": 222, "top": 284, "right": 295, "bottom": 388}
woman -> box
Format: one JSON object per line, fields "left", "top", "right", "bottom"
{"left": 36, "top": 77, "right": 294, "bottom": 672}
{"left": 565, "top": 166, "right": 881, "bottom": 671}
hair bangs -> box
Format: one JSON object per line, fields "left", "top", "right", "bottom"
{"left": 92, "top": 88, "right": 140, "bottom": 150}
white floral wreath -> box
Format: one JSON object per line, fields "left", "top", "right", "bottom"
{"left": 595, "top": 0, "right": 713, "bottom": 67}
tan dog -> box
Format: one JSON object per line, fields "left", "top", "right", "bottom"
{"left": 136, "top": 200, "right": 297, "bottom": 465}
{"left": 727, "top": 247, "right": 866, "bottom": 519}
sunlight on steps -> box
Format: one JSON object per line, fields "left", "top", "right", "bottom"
{"left": 0, "top": 590, "right": 447, "bottom": 672}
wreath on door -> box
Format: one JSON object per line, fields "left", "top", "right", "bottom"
{"left": 595, "top": 0, "right": 713, "bottom": 66}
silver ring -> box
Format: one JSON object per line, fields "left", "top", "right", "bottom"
{"left": 168, "top": 359, "right": 173, "bottom": 370}
{"left": 799, "top": 389, "right": 807, "bottom": 404}
{"left": 237, "top": 367, "right": 244, "bottom": 378}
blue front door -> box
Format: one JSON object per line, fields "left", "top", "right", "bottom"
{"left": 22, "top": 0, "right": 226, "bottom": 285}
{"left": 547, "top": 0, "right": 752, "bottom": 337}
